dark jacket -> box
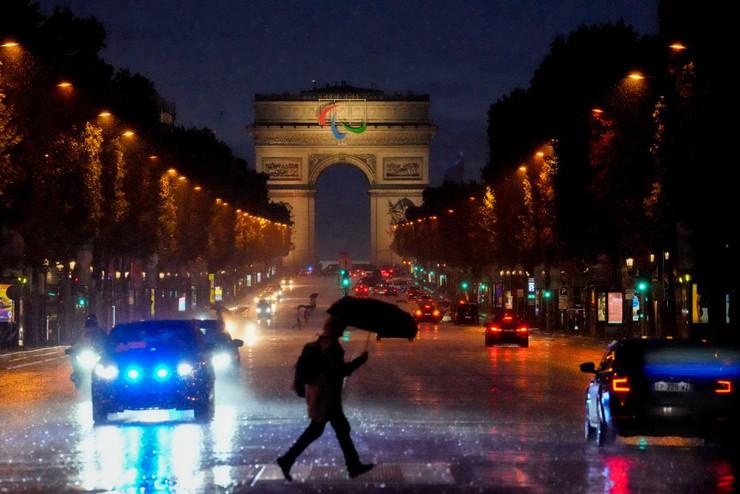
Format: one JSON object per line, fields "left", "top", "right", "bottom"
{"left": 305, "top": 335, "right": 365, "bottom": 422}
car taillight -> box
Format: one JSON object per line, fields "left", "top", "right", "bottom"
{"left": 715, "top": 380, "right": 733, "bottom": 394}
{"left": 424, "top": 305, "right": 431, "bottom": 309}
{"left": 612, "top": 376, "right": 631, "bottom": 393}
{"left": 516, "top": 326, "right": 528, "bottom": 332}
{"left": 433, "top": 310, "right": 440, "bottom": 316}
{"left": 488, "top": 326, "right": 501, "bottom": 332}
{"left": 415, "top": 310, "right": 422, "bottom": 316}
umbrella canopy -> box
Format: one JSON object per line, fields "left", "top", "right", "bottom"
{"left": 327, "top": 296, "right": 418, "bottom": 340}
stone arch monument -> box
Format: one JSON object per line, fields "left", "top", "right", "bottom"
{"left": 250, "top": 84, "right": 435, "bottom": 269}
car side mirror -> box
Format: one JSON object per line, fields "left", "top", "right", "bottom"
{"left": 232, "top": 339, "right": 244, "bottom": 348}
{"left": 579, "top": 362, "right": 596, "bottom": 373}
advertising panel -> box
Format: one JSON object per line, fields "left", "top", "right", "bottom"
{"left": 607, "top": 292, "right": 623, "bottom": 324}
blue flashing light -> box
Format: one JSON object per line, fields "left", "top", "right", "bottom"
{"left": 644, "top": 363, "right": 740, "bottom": 378}
{"left": 154, "top": 365, "right": 170, "bottom": 381}
{"left": 126, "top": 367, "right": 142, "bottom": 382}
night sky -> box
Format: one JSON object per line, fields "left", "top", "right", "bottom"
{"left": 37, "top": 0, "right": 657, "bottom": 261}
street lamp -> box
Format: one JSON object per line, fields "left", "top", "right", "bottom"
{"left": 627, "top": 72, "right": 645, "bottom": 81}
{"left": 625, "top": 257, "right": 634, "bottom": 268}
{"left": 1, "top": 41, "right": 20, "bottom": 48}
{"left": 669, "top": 42, "right": 687, "bottom": 52}
{"left": 57, "top": 81, "right": 73, "bottom": 89}
{"left": 122, "top": 130, "right": 135, "bottom": 138}
{"left": 97, "top": 111, "right": 112, "bottom": 118}
{"left": 518, "top": 166, "right": 527, "bottom": 173}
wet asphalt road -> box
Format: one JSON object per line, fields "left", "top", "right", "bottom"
{"left": 0, "top": 276, "right": 737, "bottom": 493}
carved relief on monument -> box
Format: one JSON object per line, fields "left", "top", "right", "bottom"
{"left": 383, "top": 157, "right": 423, "bottom": 180}
{"left": 308, "top": 153, "right": 377, "bottom": 183}
{"left": 388, "top": 197, "right": 415, "bottom": 224}
{"left": 262, "top": 158, "right": 302, "bottom": 180}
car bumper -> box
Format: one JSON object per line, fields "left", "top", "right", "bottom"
{"left": 486, "top": 331, "right": 528, "bottom": 343}
{"left": 92, "top": 379, "right": 208, "bottom": 412}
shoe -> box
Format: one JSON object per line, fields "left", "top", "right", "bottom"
{"left": 348, "top": 463, "right": 375, "bottom": 479}
{"left": 276, "top": 455, "right": 293, "bottom": 481}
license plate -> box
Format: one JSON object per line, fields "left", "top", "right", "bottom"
{"left": 654, "top": 381, "right": 692, "bottom": 392}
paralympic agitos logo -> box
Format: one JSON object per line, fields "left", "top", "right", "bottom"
{"left": 317, "top": 101, "right": 368, "bottom": 140}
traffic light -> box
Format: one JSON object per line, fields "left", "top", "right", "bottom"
{"left": 341, "top": 276, "right": 350, "bottom": 288}
{"left": 339, "top": 269, "right": 347, "bottom": 277}
{"left": 636, "top": 280, "right": 649, "bottom": 293}
{"left": 543, "top": 290, "right": 553, "bottom": 300}
{"left": 460, "top": 281, "right": 469, "bottom": 290}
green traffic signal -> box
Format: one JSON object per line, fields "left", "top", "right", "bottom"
{"left": 636, "top": 280, "right": 649, "bottom": 293}
{"left": 460, "top": 281, "right": 469, "bottom": 290}
{"left": 543, "top": 290, "right": 553, "bottom": 299}
{"left": 341, "top": 277, "right": 350, "bottom": 288}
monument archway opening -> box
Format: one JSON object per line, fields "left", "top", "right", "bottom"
{"left": 315, "top": 163, "right": 370, "bottom": 261}
{"left": 250, "top": 84, "right": 435, "bottom": 269}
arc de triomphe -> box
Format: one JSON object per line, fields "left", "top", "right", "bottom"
{"left": 250, "top": 85, "right": 435, "bottom": 268}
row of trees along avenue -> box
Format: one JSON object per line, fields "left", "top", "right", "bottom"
{"left": 1, "top": 1, "right": 291, "bottom": 346}
{"left": 392, "top": 1, "right": 735, "bottom": 338}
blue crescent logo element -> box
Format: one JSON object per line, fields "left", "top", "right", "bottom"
{"left": 330, "top": 112, "right": 346, "bottom": 140}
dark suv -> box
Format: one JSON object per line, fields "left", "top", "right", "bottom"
{"left": 454, "top": 302, "right": 479, "bottom": 325}
{"left": 91, "top": 320, "right": 215, "bottom": 424}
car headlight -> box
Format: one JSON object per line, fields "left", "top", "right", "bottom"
{"left": 265, "top": 307, "right": 271, "bottom": 313}
{"left": 211, "top": 352, "right": 232, "bottom": 370}
{"left": 94, "top": 363, "right": 119, "bottom": 380}
{"left": 177, "top": 362, "right": 194, "bottom": 377}
{"left": 153, "top": 365, "right": 171, "bottom": 382}
{"left": 76, "top": 349, "right": 100, "bottom": 370}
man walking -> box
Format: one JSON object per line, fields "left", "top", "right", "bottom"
{"left": 277, "top": 315, "right": 374, "bottom": 480}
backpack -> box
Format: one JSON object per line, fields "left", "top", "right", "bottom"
{"left": 292, "top": 340, "right": 323, "bottom": 397}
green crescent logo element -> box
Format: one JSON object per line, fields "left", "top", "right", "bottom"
{"left": 318, "top": 101, "right": 367, "bottom": 139}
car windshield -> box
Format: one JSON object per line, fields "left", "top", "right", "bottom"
{"left": 616, "top": 340, "right": 740, "bottom": 376}
{"left": 108, "top": 321, "right": 201, "bottom": 352}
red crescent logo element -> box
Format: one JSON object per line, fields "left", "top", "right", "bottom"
{"left": 318, "top": 103, "right": 337, "bottom": 126}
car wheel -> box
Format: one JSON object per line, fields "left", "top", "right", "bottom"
{"left": 194, "top": 394, "right": 215, "bottom": 422}
{"left": 584, "top": 404, "right": 596, "bottom": 441}
{"left": 596, "top": 406, "right": 615, "bottom": 446}
{"left": 92, "top": 400, "right": 109, "bottom": 425}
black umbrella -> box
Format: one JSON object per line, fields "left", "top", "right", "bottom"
{"left": 327, "top": 296, "right": 418, "bottom": 340}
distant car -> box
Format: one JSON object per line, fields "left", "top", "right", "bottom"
{"left": 354, "top": 284, "right": 370, "bottom": 297}
{"left": 383, "top": 286, "right": 398, "bottom": 297}
{"left": 192, "top": 319, "right": 244, "bottom": 374}
{"left": 406, "top": 287, "right": 422, "bottom": 301}
{"left": 454, "top": 302, "right": 479, "bottom": 325}
{"left": 484, "top": 313, "right": 528, "bottom": 347}
{"left": 581, "top": 338, "right": 740, "bottom": 446}
{"left": 255, "top": 299, "right": 274, "bottom": 320}
{"left": 91, "top": 320, "right": 215, "bottom": 424}
{"left": 417, "top": 294, "right": 435, "bottom": 305}
{"left": 414, "top": 302, "right": 442, "bottom": 323}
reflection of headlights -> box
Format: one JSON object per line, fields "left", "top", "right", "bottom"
{"left": 225, "top": 321, "right": 237, "bottom": 335}
{"left": 265, "top": 307, "right": 271, "bottom": 313}
{"left": 76, "top": 349, "right": 100, "bottom": 370}
{"left": 94, "top": 363, "right": 118, "bottom": 380}
{"left": 211, "top": 353, "right": 231, "bottom": 370}
{"left": 177, "top": 362, "right": 194, "bottom": 377}
{"left": 254, "top": 297, "right": 260, "bottom": 303}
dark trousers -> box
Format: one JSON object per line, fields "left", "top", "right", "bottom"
{"left": 282, "top": 409, "right": 360, "bottom": 468}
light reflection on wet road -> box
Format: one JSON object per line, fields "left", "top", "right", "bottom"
{"left": 0, "top": 276, "right": 736, "bottom": 493}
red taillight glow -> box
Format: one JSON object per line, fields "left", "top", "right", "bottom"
{"left": 433, "top": 310, "right": 440, "bottom": 316}
{"left": 487, "top": 326, "right": 501, "bottom": 332}
{"left": 415, "top": 310, "right": 422, "bottom": 316}
{"left": 503, "top": 316, "right": 513, "bottom": 321}
{"left": 715, "top": 380, "right": 733, "bottom": 394}
{"left": 516, "top": 326, "right": 528, "bottom": 332}
{"left": 612, "top": 377, "right": 631, "bottom": 393}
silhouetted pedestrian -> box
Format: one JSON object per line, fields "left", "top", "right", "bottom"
{"left": 277, "top": 315, "right": 374, "bottom": 480}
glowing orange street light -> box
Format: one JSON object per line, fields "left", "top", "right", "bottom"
{"left": 1, "top": 41, "right": 20, "bottom": 48}
{"left": 518, "top": 165, "right": 527, "bottom": 172}
{"left": 148, "top": 155, "right": 159, "bottom": 160}
{"left": 166, "top": 168, "right": 178, "bottom": 175}
{"left": 535, "top": 151, "right": 545, "bottom": 158}
{"left": 57, "top": 81, "right": 73, "bottom": 89}
{"left": 97, "top": 111, "right": 112, "bottom": 118}
{"left": 215, "top": 198, "right": 222, "bottom": 204}
{"left": 447, "top": 209, "right": 454, "bottom": 214}
{"left": 177, "top": 175, "right": 187, "bottom": 181}
{"left": 222, "top": 202, "right": 229, "bottom": 206}
{"left": 592, "top": 108, "right": 604, "bottom": 116}
{"left": 669, "top": 42, "right": 687, "bottom": 52}
{"left": 122, "top": 130, "right": 135, "bottom": 138}
{"left": 193, "top": 186, "right": 202, "bottom": 191}
{"left": 627, "top": 72, "right": 645, "bottom": 81}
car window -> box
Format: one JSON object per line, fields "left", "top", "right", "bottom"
{"left": 109, "top": 321, "right": 201, "bottom": 352}
{"left": 599, "top": 349, "right": 615, "bottom": 372}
